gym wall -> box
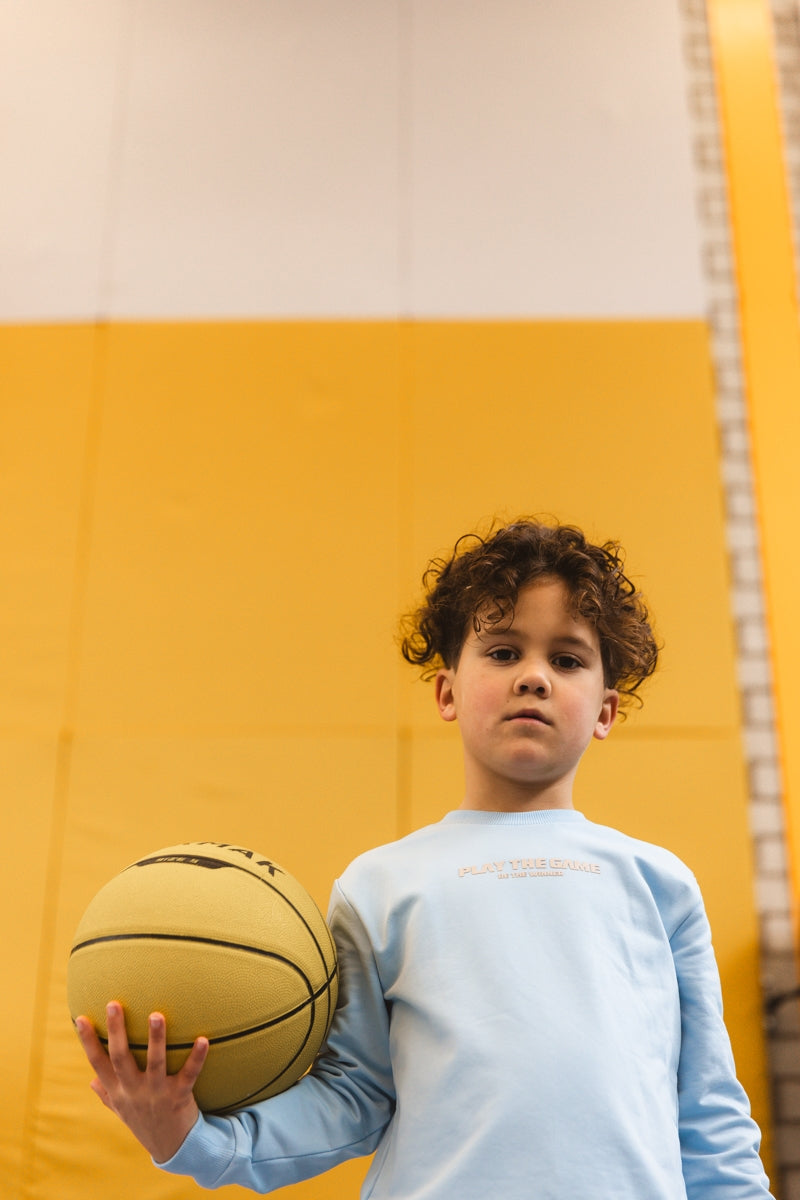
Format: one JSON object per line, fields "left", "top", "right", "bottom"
{"left": 2, "top": 2, "right": 793, "bottom": 1197}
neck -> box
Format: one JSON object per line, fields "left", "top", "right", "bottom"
{"left": 458, "top": 765, "right": 577, "bottom": 813}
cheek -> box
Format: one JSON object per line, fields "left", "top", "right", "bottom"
{"left": 565, "top": 690, "right": 604, "bottom": 726}
{"left": 458, "top": 690, "right": 494, "bottom": 730}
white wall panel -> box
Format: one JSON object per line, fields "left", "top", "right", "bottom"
{"left": 108, "top": 0, "right": 401, "bottom": 317}
{"left": 1, "top": 0, "right": 705, "bottom": 320}
{"left": 407, "top": 0, "right": 705, "bottom": 316}
{"left": 0, "top": 0, "right": 128, "bottom": 320}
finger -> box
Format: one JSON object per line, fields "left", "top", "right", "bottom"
{"left": 105, "top": 1001, "right": 138, "bottom": 1078}
{"left": 178, "top": 1036, "right": 210, "bottom": 1090}
{"left": 75, "top": 1016, "right": 113, "bottom": 1076}
{"left": 145, "top": 1012, "right": 167, "bottom": 1075}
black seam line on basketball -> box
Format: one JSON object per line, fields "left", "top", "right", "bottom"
{"left": 70, "top": 931, "right": 327, "bottom": 968}
{"left": 165, "top": 999, "right": 322, "bottom": 1114}
{"left": 212, "top": 1034, "right": 314, "bottom": 1112}
{"left": 71, "top": 931, "right": 336, "bottom": 995}
{"left": 128, "top": 852, "right": 337, "bottom": 975}
{"left": 95, "top": 967, "right": 336, "bottom": 1057}
{"left": 215, "top": 992, "right": 338, "bottom": 1113}
{"left": 97, "top": 982, "right": 331, "bottom": 1052}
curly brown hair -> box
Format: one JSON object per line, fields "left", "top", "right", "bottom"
{"left": 400, "top": 519, "right": 659, "bottom": 709}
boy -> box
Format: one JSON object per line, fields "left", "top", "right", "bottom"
{"left": 77, "top": 518, "right": 773, "bottom": 1198}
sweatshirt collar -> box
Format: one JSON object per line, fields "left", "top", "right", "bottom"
{"left": 442, "top": 809, "right": 587, "bottom": 826}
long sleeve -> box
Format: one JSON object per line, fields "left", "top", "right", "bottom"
{"left": 158, "top": 881, "right": 395, "bottom": 1191}
{"left": 673, "top": 899, "right": 772, "bottom": 1198}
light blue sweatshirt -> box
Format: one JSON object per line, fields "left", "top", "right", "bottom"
{"left": 160, "top": 809, "right": 772, "bottom": 1198}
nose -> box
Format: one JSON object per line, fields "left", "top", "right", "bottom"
{"left": 514, "top": 661, "right": 551, "bottom": 697}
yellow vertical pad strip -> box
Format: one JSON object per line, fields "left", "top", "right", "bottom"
{"left": 707, "top": 0, "right": 800, "bottom": 932}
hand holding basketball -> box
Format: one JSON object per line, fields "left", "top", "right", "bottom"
{"left": 75, "top": 1002, "right": 208, "bottom": 1163}
{"left": 68, "top": 842, "right": 338, "bottom": 1114}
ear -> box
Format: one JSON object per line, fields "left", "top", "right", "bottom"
{"left": 434, "top": 668, "right": 458, "bottom": 723}
{"left": 593, "top": 689, "right": 619, "bottom": 741}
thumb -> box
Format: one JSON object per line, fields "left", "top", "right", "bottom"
{"left": 89, "top": 1077, "right": 114, "bottom": 1110}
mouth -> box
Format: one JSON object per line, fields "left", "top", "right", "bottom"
{"left": 507, "top": 709, "right": 551, "bottom": 726}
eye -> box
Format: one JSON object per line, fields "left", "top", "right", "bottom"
{"left": 552, "top": 654, "right": 583, "bottom": 671}
{"left": 487, "top": 647, "right": 518, "bottom": 663}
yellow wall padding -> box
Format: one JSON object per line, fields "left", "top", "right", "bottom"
{"left": 1, "top": 319, "right": 771, "bottom": 1198}
{"left": 708, "top": 0, "right": 800, "bottom": 934}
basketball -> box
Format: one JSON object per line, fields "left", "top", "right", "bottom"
{"left": 67, "top": 841, "right": 338, "bottom": 1114}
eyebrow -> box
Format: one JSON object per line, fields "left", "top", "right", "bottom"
{"left": 552, "top": 635, "right": 599, "bottom": 657}
{"left": 479, "top": 628, "right": 599, "bottom": 656}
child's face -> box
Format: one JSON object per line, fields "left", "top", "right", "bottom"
{"left": 434, "top": 577, "right": 618, "bottom": 811}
